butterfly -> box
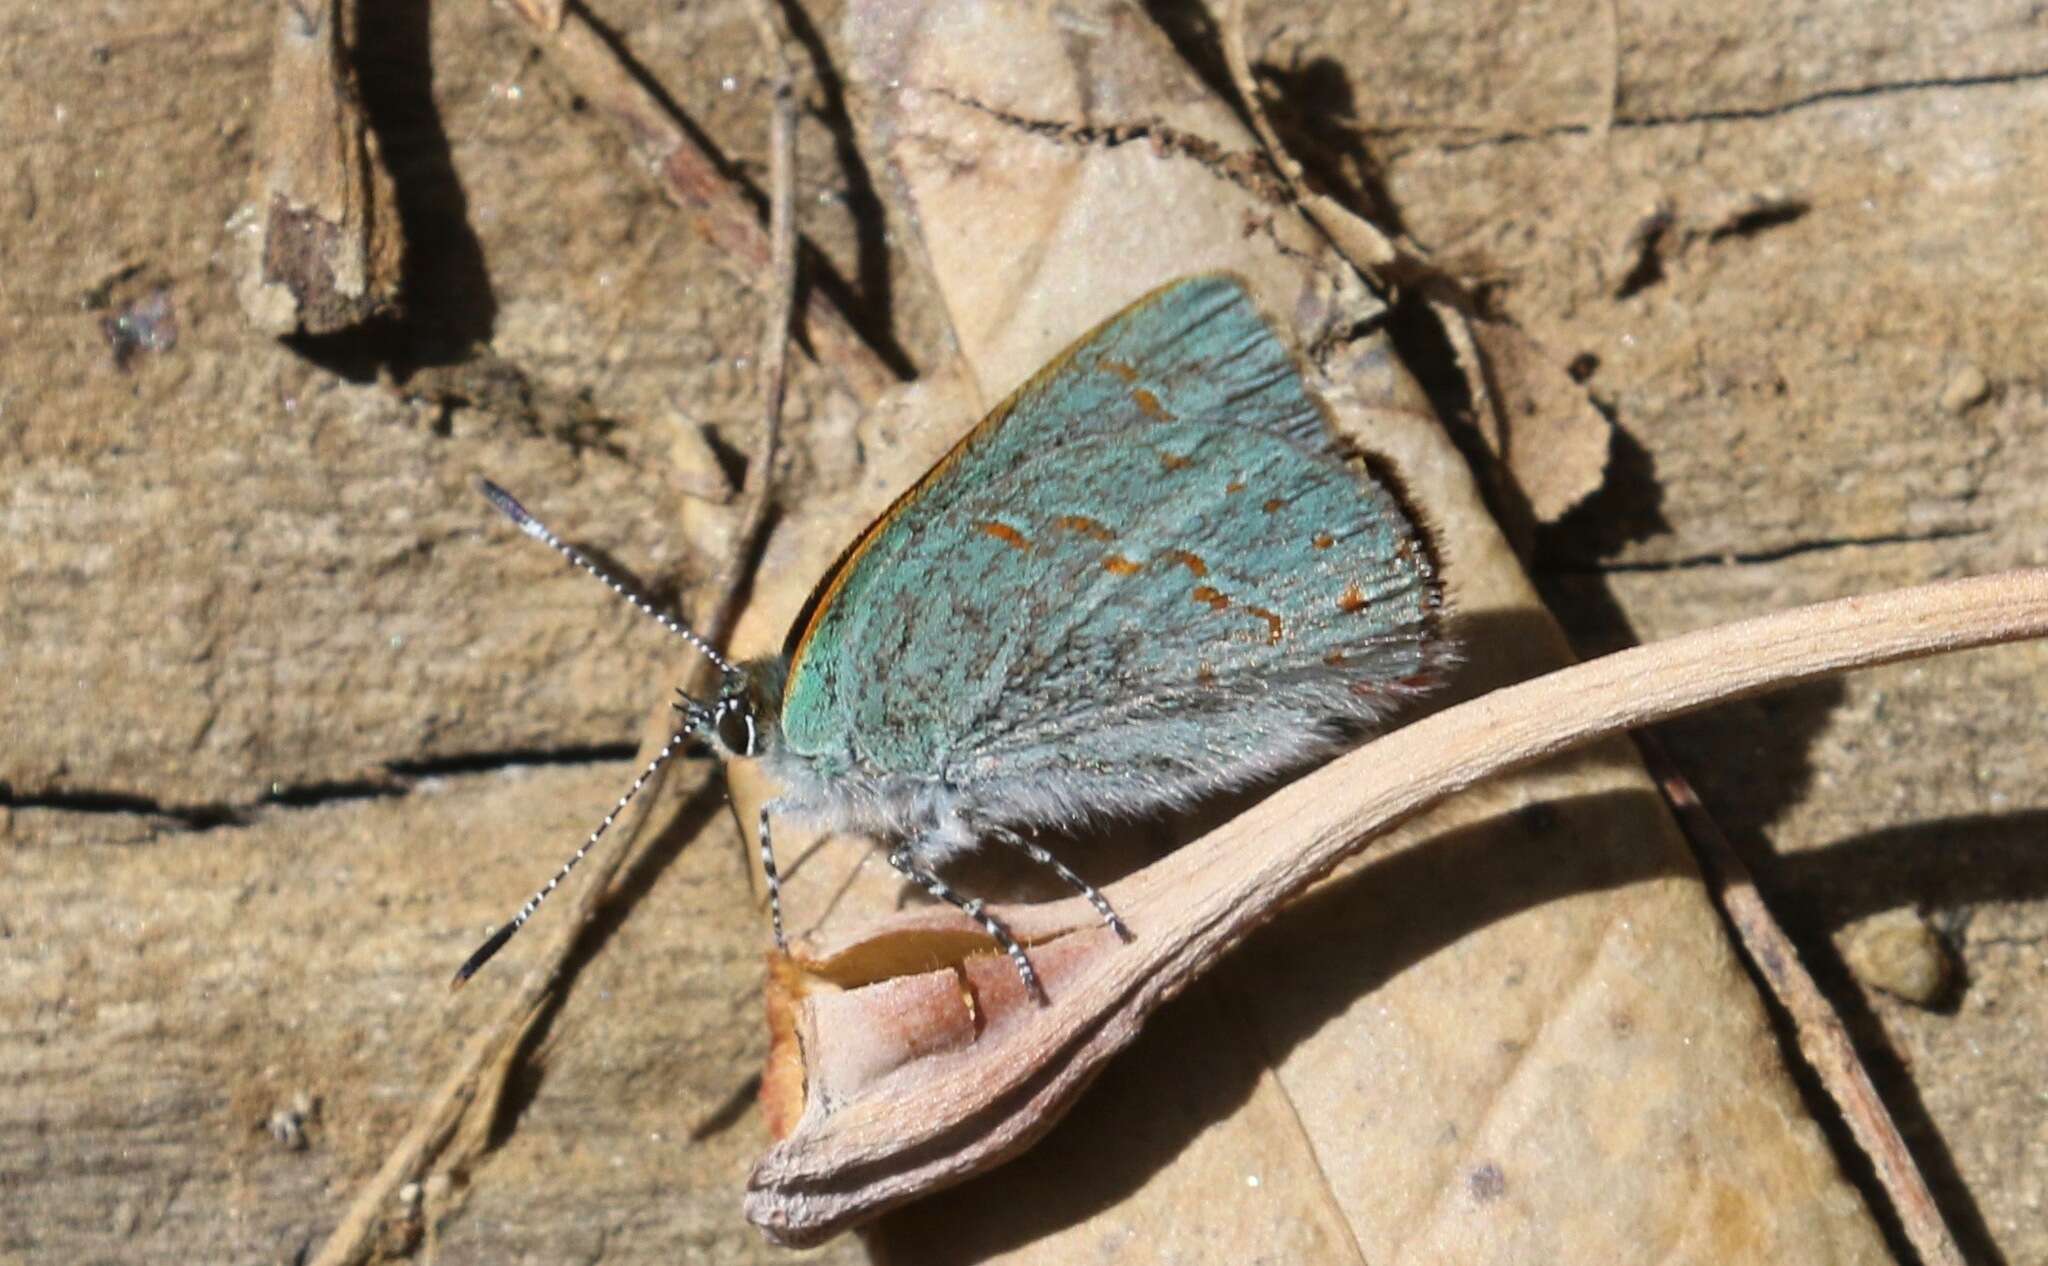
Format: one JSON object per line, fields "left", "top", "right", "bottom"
{"left": 460, "top": 273, "right": 1448, "bottom": 999}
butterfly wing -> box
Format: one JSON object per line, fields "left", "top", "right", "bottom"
{"left": 779, "top": 274, "right": 1444, "bottom": 821}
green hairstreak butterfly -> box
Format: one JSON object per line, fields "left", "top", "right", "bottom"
{"left": 460, "top": 273, "right": 1449, "bottom": 998}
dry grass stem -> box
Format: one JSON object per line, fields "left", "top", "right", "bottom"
{"left": 709, "top": 0, "right": 800, "bottom": 618}
{"left": 495, "top": 0, "right": 896, "bottom": 405}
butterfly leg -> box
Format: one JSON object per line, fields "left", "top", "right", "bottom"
{"left": 886, "top": 845, "right": 1045, "bottom": 1003}
{"left": 758, "top": 803, "right": 786, "bottom": 951}
{"left": 987, "top": 824, "right": 1133, "bottom": 942}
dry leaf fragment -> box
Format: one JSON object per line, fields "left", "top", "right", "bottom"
{"left": 1221, "top": 0, "right": 1610, "bottom": 531}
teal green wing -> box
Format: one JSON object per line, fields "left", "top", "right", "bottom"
{"left": 779, "top": 274, "right": 1443, "bottom": 812}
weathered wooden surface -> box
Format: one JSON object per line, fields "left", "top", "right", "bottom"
{"left": 1349, "top": 8, "right": 2048, "bottom": 1259}
{"left": 4, "top": 0, "right": 2043, "bottom": 1262}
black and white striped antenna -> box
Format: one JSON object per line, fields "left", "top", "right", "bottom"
{"left": 477, "top": 479, "right": 734, "bottom": 675}
{"left": 452, "top": 480, "right": 725, "bottom": 986}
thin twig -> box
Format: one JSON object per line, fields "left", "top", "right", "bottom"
{"left": 747, "top": 569, "right": 2048, "bottom": 1244}
{"left": 494, "top": 0, "right": 897, "bottom": 406}
{"left": 306, "top": 978, "right": 551, "bottom": 1266}
{"left": 307, "top": 749, "right": 713, "bottom": 1266}
{"left": 1643, "top": 733, "right": 1966, "bottom": 1266}
{"left": 709, "top": 0, "right": 800, "bottom": 624}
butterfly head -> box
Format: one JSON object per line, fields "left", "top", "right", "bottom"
{"left": 457, "top": 481, "right": 799, "bottom": 987}
{"left": 476, "top": 477, "right": 791, "bottom": 763}
{"left": 680, "top": 656, "right": 786, "bottom": 762}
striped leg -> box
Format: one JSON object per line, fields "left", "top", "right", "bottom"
{"left": 887, "top": 846, "right": 1044, "bottom": 1002}
{"left": 989, "top": 825, "right": 1132, "bottom": 942}
{"left": 758, "top": 805, "right": 786, "bottom": 950}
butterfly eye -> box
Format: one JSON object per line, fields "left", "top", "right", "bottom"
{"left": 715, "top": 700, "right": 758, "bottom": 757}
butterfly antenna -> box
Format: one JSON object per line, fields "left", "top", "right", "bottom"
{"left": 452, "top": 724, "right": 694, "bottom": 986}
{"left": 478, "top": 478, "right": 735, "bottom": 675}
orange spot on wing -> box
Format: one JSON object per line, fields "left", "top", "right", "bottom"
{"left": 1339, "top": 585, "right": 1368, "bottom": 613}
{"left": 1263, "top": 497, "right": 1286, "bottom": 513}
{"left": 1132, "top": 387, "right": 1175, "bottom": 421}
{"left": 1159, "top": 450, "right": 1194, "bottom": 472}
{"left": 1246, "top": 606, "right": 1285, "bottom": 643}
{"left": 1323, "top": 650, "right": 1348, "bottom": 666}
{"left": 1314, "top": 533, "right": 1335, "bottom": 550}
{"left": 1196, "top": 663, "right": 1218, "bottom": 685}
{"left": 1226, "top": 480, "right": 1247, "bottom": 493}
{"left": 1102, "top": 555, "right": 1142, "bottom": 575}
{"left": 1056, "top": 515, "right": 1115, "bottom": 541}
{"left": 977, "top": 521, "right": 1031, "bottom": 549}
{"left": 1164, "top": 549, "right": 1208, "bottom": 577}
{"left": 788, "top": 391, "right": 1032, "bottom": 678}
{"left": 1192, "top": 585, "right": 1230, "bottom": 610}
{"left": 784, "top": 277, "right": 1237, "bottom": 692}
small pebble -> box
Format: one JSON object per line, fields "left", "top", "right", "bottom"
{"left": 266, "top": 1089, "right": 320, "bottom": 1150}
{"left": 1843, "top": 909, "right": 1953, "bottom": 1006}
{"left": 1938, "top": 365, "right": 1991, "bottom": 415}
{"left": 267, "top": 1108, "right": 308, "bottom": 1151}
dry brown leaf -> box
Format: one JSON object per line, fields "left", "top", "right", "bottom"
{"left": 747, "top": 567, "right": 2042, "bottom": 1247}
{"left": 704, "top": 1, "right": 1899, "bottom": 1259}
